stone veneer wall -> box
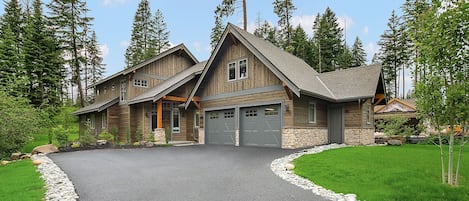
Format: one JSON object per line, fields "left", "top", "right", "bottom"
{"left": 282, "top": 128, "right": 328, "bottom": 149}
{"left": 153, "top": 128, "right": 166, "bottom": 144}
{"left": 344, "top": 128, "right": 374, "bottom": 145}
{"left": 198, "top": 128, "right": 205, "bottom": 144}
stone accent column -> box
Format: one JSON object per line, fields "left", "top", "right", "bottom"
{"left": 198, "top": 128, "right": 205, "bottom": 144}
{"left": 235, "top": 130, "right": 240, "bottom": 146}
{"left": 154, "top": 128, "right": 166, "bottom": 145}
{"left": 344, "top": 128, "right": 374, "bottom": 145}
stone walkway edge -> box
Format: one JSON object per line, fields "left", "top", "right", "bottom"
{"left": 32, "top": 154, "right": 78, "bottom": 201}
{"left": 271, "top": 144, "right": 358, "bottom": 201}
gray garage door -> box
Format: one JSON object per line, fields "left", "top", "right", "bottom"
{"left": 205, "top": 109, "right": 235, "bottom": 145}
{"left": 240, "top": 104, "right": 281, "bottom": 147}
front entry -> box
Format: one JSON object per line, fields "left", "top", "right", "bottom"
{"left": 328, "top": 104, "right": 344, "bottom": 144}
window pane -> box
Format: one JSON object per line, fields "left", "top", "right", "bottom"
{"left": 228, "top": 63, "right": 236, "bottom": 80}
{"left": 194, "top": 111, "right": 200, "bottom": 128}
{"left": 309, "top": 103, "right": 316, "bottom": 123}
{"left": 172, "top": 109, "right": 180, "bottom": 133}
{"left": 239, "top": 59, "right": 247, "bottom": 78}
{"left": 265, "top": 107, "right": 278, "bottom": 116}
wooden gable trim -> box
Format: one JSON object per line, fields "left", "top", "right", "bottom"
{"left": 373, "top": 94, "right": 385, "bottom": 106}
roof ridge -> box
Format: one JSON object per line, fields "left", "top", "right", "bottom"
{"left": 316, "top": 76, "right": 336, "bottom": 99}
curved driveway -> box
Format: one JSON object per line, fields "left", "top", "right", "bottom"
{"left": 49, "top": 145, "right": 326, "bottom": 201}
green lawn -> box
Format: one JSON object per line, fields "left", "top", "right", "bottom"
{"left": 293, "top": 145, "right": 469, "bottom": 201}
{"left": 0, "top": 160, "right": 45, "bottom": 201}
{"left": 21, "top": 128, "right": 79, "bottom": 153}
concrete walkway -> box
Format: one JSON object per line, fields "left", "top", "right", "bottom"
{"left": 49, "top": 145, "right": 327, "bottom": 201}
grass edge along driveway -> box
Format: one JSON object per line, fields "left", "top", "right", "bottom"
{"left": 0, "top": 159, "right": 45, "bottom": 201}
{"left": 293, "top": 145, "right": 469, "bottom": 201}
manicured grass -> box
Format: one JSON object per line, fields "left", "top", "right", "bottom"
{"left": 0, "top": 160, "right": 45, "bottom": 201}
{"left": 293, "top": 145, "right": 469, "bottom": 201}
{"left": 21, "top": 129, "right": 79, "bottom": 153}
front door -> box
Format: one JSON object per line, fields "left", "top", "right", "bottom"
{"left": 328, "top": 104, "right": 344, "bottom": 144}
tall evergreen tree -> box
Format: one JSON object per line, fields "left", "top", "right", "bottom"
{"left": 210, "top": 15, "right": 225, "bottom": 49}
{"left": 350, "top": 36, "right": 367, "bottom": 67}
{"left": 253, "top": 19, "right": 279, "bottom": 46}
{"left": 273, "top": 0, "right": 296, "bottom": 49}
{"left": 151, "top": 9, "right": 170, "bottom": 55}
{"left": 1, "top": 0, "right": 23, "bottom": 54}
{"left": 125, "top": 0, "right": 153, "bottom": 68}
{"left": 337, "top": 44, "right": 352, "bottom": 69}
{"left": 313, "top": 8, "right": 343, "bottom": 72}
{"left": 23, "top": 0, "right": 63, "bottom": 108}
{"left": 48, "top": 0, "right": 93, "bottom": 106}
{"left": 86, "top": 30, "right": 105, "bottom": 98}
{"left": 377, "top": 10, "right": 406, "bottom": 99}
{"left": 290, "top": 25, "right": 311, "bottom": 62}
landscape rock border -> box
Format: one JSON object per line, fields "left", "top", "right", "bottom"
{"left": 271, "top": 144, "right": 357, "bottom": 201}
{"left": 31, "top": 154, "right": 78, "bottom": 201}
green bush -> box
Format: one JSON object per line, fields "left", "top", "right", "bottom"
{"left": 376, "top": 116, "right": 413, "bottom": 137}
{"left": 99, "top": 130, "right": 114, "bottom": 142}
{"left": 0, "top": 92, "right": 40, "bottom": 159}
{"left": 126, "top": 128, "right": 131, "bottom": 144}
{"left": 111, "top": 127, "right": 118, "bottom": 144}
{"left": 136, "top": 126, "right": 143, "bottom": 142}
{"left": 54, "top": 125, "right": 69, "bottom": 148}
{"left": 79, "top": 121, "right": 96, "bottom": 146}
{"left": 165, "top": 126, "right": 171, "bottom": 144}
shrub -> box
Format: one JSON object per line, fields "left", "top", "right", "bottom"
{"left": 165, "top": 126, "right": 171, "bottom": 144}
{"left": 111, "top": 127, "right": 118, "bottom": 144}
{"left": 126, "top": 128, "right": 131, "bottom": 144}
{"left": 136, "top": 126, "right": 143, "bottom": 142}
{"left": 376, "top": 116, "right": 413, "bottom": 137}
{"left": 54, "top": 125, "right": 69, "bottom": 148}
{"left": 0, "top": 92, "right": 40, "bottom": 159}
{"left": 99, "top": 130, "right": 114, "bottom": 142}
{"left": 79, "top": 121, "right": 96, "bottom": 146}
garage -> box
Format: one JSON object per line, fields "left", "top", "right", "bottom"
{"left": 205, "top": 109, "right": 236, "bottom": 145}
{"left": 240, "top": 104, "right": 281, "bottom": 147}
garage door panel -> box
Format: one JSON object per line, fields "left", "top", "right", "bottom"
{"left": 206, "top": 109, "right": 235, "bottom": 145}
{"left": 240, "top": 105, "right": 281, "bottom": 147}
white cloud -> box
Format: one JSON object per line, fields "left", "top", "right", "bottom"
{"left": 99, "top": 44, "right": 110, "bottom": 58}
{"left": 101, "top": 0, "right": 130, "bottom": 7}
{"left": 291, "top": 15, "right": 318, "bottom": 36}
{"left": 193, "top": 41, "right": 211, "bottom": 53}
{"left": 365, "top": 42, "right": 379, "bottom": 61}
{"left": 363, "top": 26, "right": 369, "bottom": 34}
{"left": 337, "top": 15, "right": 354, "bottom": 31}
{"left": 120, "top": 40, "right": 130, "bottom": 49}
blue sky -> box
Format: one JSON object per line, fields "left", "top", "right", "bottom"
{"left": 1, "top": 0, "right": 406, "bottom": 78}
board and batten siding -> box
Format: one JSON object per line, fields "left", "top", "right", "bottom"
{"left": 95, "top": 79, "right": 121, "bottom": 102}
{"left": 343, "top": 99, "right": 374, "bottom": 128}
{"left": 201, "top": 40, "right": 282, "bottom": 98}
{"left": 292, "top": 96, "right": 328, "bottom": 128}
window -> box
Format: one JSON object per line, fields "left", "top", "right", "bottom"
{"left": 227, "top": 58, "right": 248, "bottom": 81}
{"left": 194, "top": 111, "right": 200, "bottom": 128}
{"left": 239, "top": 59, "right": 248, "bottom": 79}
{"left": 134, "top": 79, "right": 148, "bottom": 87}
{"left": 111, "top": 84, "right": 115, "bottom": 91}
{"left": 172, "top": 108, "right": 180, "bottom": 133}
{"left": 151, "top": 103, "right": 158, "bottom": 131}
{"left": 265, "top": 106, "right": 279, "bottom": 116}
{"left": 90, "top": 114, "right": 95, "bottom": 129}
{"left": 224, "top": 111, "right": 234, "bottom": 118}
{"left": 366, "top": 103, "right": 372, "bottom": 124}
{"left": 96, "top": 89, "right": 100, "bottom": 96}
{"left": 120, "top": 80, "right": 127, "bottom": 102}
{"left": 228, "top": 62, "right": 236, "bottom": 81}
{"left": 245, "top": 109, "right": 257, "bottom": 117}
{"left": 309, "top": 102, "right": 316, "bottom": 123}
{"left": 209, "top": 112, "right": 219, "bottom": 119}
{"left": 102, "top": 112, "right": 107, "bottom": 129}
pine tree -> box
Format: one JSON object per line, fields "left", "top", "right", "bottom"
{"left": 273, "top": 0, "right": 296, "bottom": 49}
{"left": 48, "top": 0, "right": 93, "bottom": 107}
{"left": 253, "top": 19, "right": 279, "bottom": 46}
{"left": 313, "top": 8, "right": 343, "bottom": 72}
{"left": 350, "top": 36, "right": 367, "bottom": 67}
{"left": 125, "top": 0, "right": 153, "bottom": 68}
{"left": 86, "top": 31, "right": 105, "bottom": 96}
{"left": 290, "top": 25, "right": 311, "bottom": 62}
{"left": 210, "top": 15, "right": 225, "bottom": 49}
{"left": 337, "top": 44, "right": 352, "bottom": 69}
{"left": 378, "top": 10, "right": 406, "bottom": 99}
{"left": 23, "top": 0, "right": 63, "bottom": 108}
{"left": 1, "top": 0, "right": 23, "bottom": 54}
{"left": 152, "top": 9, "right": 170, "bottom": 55}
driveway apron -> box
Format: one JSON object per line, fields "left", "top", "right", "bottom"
{"left": 49, "top": 145, "right": 327, "bottom": 201}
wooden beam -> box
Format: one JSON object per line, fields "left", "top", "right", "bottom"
{"left": 282, "top": 82, "right": 293, "bottom": 100}
{"left": 157, "top": 99, "right": 162, "bottom": 128}
{"left": 192, "top": 96, "right": 201, "bottom": 102}
{"left": 193, "top": 101, "right": 202, "bottom": 110}
{"left": 373, "top": 93, "right": 385, "bottom": 106}
{"left": 163, "top": 95, "right": 187, "bottom": 102}
{"left": 229, "top": 33, "right": 238, "bottom": 45}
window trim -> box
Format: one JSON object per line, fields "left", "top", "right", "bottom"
{"left": 238, "top": 58, "right": 248, "bottom": 80}
{"left": 194, "top": 111, "right": 200, "bottom": 128}
{"left": 226, "top": 58, "right": 248, "bottom": 81}
{"left": 102, "top": 112, "right": 107, "bottom": 129}
{"left": 172, "top": 108, "right": 180, "bottom": 133}
{"left": 120, "top": 80, "right": 127, "bottom": 102}
{"left": 308, "top": 102, "right": 316, "bottom": 124}
{"left": 133, "top": 79, "right": 148, "bottom": 88}
{"left": 227, "top": 62, "right": 236, "bottom": 81}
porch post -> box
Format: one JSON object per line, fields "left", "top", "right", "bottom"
{"left": 157, "top": 98, "right": 163, "bottom": 128}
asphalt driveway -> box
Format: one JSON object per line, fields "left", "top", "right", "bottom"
{"left": 49, "top": 145, "right": 326, "bottom": 201}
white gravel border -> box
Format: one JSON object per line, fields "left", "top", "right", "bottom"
{"left": 271, "top": 144, "right": 357, "bottom": 201}
{"left": 31, "top": 154, "right": 78, "bottom": 201}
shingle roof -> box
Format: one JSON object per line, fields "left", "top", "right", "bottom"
{"left": 91, "top": 43, "right": 198, "bottom": 88}
{"left": 72, "top": 97, "right": 119, "bottom": 116}
{"left": 319, "top": 64, "right": 383, "bottom": 102}
{"left": 128, "top": 61, "right": 206, "bottom": 105}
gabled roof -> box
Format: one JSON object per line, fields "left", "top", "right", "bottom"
{"left": 72, "top": 97, "right": 119, "bottom": 116}
{"left": 319, "top": 64, "right": 383, "bottom": 102}
{"left": 91, "top": 43, "right": 198, "bottom": 88}
{"left": 374, "top": 98, "right": 416, "bottom": 113}
{"left": 128, "top": 61, "right": 207, "bottom": 105}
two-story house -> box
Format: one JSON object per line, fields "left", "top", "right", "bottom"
{"left": 74, "top": 23, "right": 386, "bottom": 149}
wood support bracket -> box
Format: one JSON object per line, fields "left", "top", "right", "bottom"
{"left": 163, "top": 95, "right": 187, "bottom": 102}
{"left": 373, "top": 94, "right": 385, "bottom": 106}
{"left": 282, "top": 82, "right": 293, "bottom": 100}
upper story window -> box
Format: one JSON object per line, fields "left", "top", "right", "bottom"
{"left": 309, "top": 102, "right": 316, "bottom": 123}
{"left": 120, "top": 80, "right": 127, "bottom": 102}
{"left": 227, "top": 58, "right": 248, "bottom": 81}
{"left": 228, "top": 62, "right": 236, "bottom": 81}
{"left": 134, "top": 79, "right": 148, "bottom": 88}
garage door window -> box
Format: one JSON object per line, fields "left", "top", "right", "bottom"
{"left": 210, "top": 112, "right": 219, "bottom": 119}
{"left": 245, "top": 109, "right": 257, "bottom": 117}
{"left": 224, "top": 111, "right": 234, "bottom": 118}
{"left": 264, "top": 106, "right": 278, "bottom": 116}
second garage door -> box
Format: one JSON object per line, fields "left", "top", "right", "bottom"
{"left": 205, "top": 109, "right": 235, "bottom": 145}
{"left": 240, "top": 104, "right": 281, "bottom": 147}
